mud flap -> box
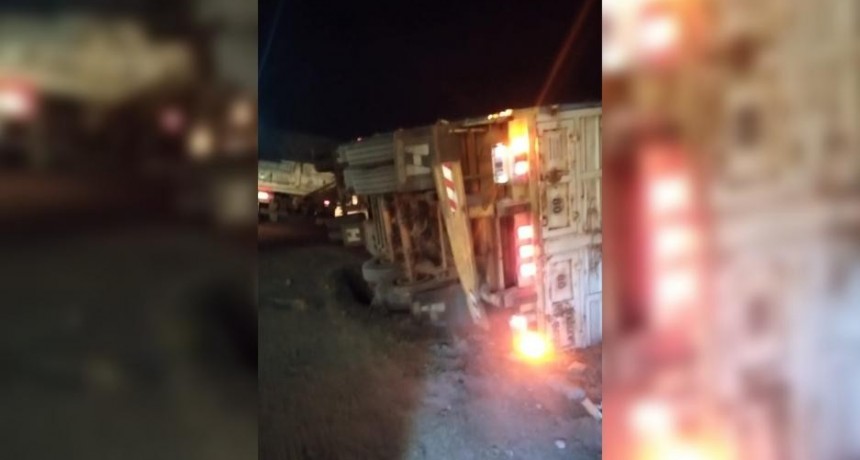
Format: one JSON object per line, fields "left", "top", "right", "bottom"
{"left": 432, "top": 160, "right": 489, "bottom": 330}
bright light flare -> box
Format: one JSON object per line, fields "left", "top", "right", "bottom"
{"left": 510, "top": 135, "right": 529, "bottom": 154}
{"left": 638, "top": 13, "right": 680, "bottom": 57}
{"left": 654, "top": 225, "right": 699, "bottom": 260}
{"left": 0, "top": 88, "right": 34, "bottom": 118}
{"left": 258, "top": 191, "right": 272, "bottom": 202}
{"left": 519, "top": 262, "right": 537, "bottom": 278}
{"left": 517, "top": 225, "right": 534, "bottom": 240}
{"left": 518, "top": 244, "right": 535, "bottom": 258}
{"left": 649, "top": 176, "right": 691, "bottom": 215}
{"left": 513, "top": 330, "right": 552, "bottom": 362}
{"left": 655, "top": 269, "right": 698, "bottom": 312}
{"left": 631, "top": 400, "right": 674, "bottom": 438}
{"left": 509, "top": 314, "right": 528, "bottom": 332}
{"left": 637, "top": 438, "right": 732, "bottom": 460}
{"left": 324, "top": 199, "right": 331, "bottom": 207}
{"left": 514, "top": 160, "right": 529, "bottom": 176}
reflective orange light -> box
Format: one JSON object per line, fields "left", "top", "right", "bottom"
{"left": 519, "top": 262, "right": 537, "bottom": 278}
{"left": 514, "top": 330, "right": 551, "bottom": 362}
{"left": 513, "top": 160, "right": 529, "bottom": 176}
{"left": 516, "top": 225, "right": 534, "bottom": 240}
{"left": 518, "top": 244, "right": 535, "bottom": 258}
{"left": 258, "top": 191, "right": 272, "bottom": 202}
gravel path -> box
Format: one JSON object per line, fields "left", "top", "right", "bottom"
{"left": 260, "top": 244, "right": 601, "bottom": 460}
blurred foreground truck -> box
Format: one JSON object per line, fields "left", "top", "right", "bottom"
{"left": 340, "top": 104, "right": 602, "bottom": 350}
{"left": 0, "top": 16, "right": 257, "bottom": 231}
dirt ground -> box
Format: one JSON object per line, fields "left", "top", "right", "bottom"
{"left": 259, "top": 242, "right": 602, "bottom": 460}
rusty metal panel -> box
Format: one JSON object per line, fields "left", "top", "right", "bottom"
{"left": 542, "top": 245, "right": 602, "bottom": 349}
{"left": 394, "top": 124, "right": 437, "bottom": 192}
{"left": 538, "top": 110, "right": 602, "bottom": 238}
{"left": 343, "top": 165, "right": 398, "bottom": 195}
{"left": 339, "top": 133, "right": 395, "bottom": 167}
{"left": 536, "top": 106, "right": 603, "bottom": 349}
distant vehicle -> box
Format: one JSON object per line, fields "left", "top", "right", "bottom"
{"left": 257, "top": 160, "right": 337, "bottom": 221}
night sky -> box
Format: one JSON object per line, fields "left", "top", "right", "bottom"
{"left": 259, "top": 0, "right": 600, "bottom": 142}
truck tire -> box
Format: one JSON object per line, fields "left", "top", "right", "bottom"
{"left": 361, "top": 258, "right": 399, "bottom": 285}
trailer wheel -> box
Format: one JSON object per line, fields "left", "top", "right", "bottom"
{"left": 361, "top": 258, "right": 399, "bottom": 285}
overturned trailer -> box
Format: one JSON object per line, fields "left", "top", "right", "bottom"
{"left": 340, "top": 104, "right": 602, "bottom": 350}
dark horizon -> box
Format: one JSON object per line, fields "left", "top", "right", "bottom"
{"left": 259, "top": 0, "right": 600, "bottom": 144}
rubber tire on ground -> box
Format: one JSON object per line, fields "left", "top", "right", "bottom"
{"left": 361, "top": 258, "right": 400, "bottom": 285}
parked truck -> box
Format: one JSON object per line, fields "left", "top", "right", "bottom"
{"left": 340, "top": 103, "right": 602, "bottom": 351}
{"left": 257, "top": 159, "right": 337, "bottom": 221}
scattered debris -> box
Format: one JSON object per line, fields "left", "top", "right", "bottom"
{"left": 581, "top": 398, "right": 603, "bottom": 421}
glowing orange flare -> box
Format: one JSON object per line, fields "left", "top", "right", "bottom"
{"left": 510, "top": 135, "right": 529, "bottom": 154}
{"left": 514, "top": 330, "right": 551, "bottom": 362}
